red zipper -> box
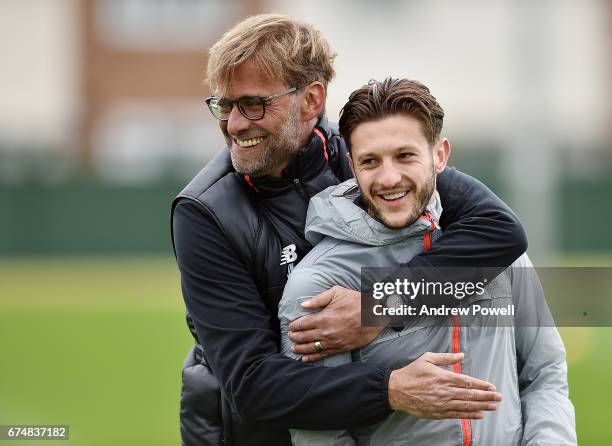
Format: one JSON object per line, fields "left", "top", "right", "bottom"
{"left": 420, "top": 210, "right": 437, "bottom": 229}
{"left": 312, "top": 128, "right": 329, "bottom": 162}
{"left": 244, "top": 175, "right": 260, "bottom": 192}
{"left": 451, "top": 314, "right": 472, "bottom": 446}
{"left": 420, "top": 210, "right": 436, "bottom": 251}
{"left": 422, "top": 213, "right": 471, "bottom": 446}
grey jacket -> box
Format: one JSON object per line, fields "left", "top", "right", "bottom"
{"left": 279, "top": 179, "right": 576, "bottom": 446}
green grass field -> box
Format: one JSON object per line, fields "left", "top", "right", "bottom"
{"left": 0, "top": 257, "right": 610, "bottom": 445}
{"left": 0, "top": 257, "right": 191, "bottom": 445}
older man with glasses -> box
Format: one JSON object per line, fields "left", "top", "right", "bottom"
{"left": 172, "top": 13, "right": 527, "bottom": 446}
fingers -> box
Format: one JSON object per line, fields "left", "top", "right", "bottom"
{"left": 440, "top": 411, "right": 485, "bottom": 420}
{"left": 424, "top": 351, "right": 464, "bottom": 366}
{"left": 452, "top": 388, "right": 503, "bottom": 403}
{"left": 444, "top": 400, "right": 499, "bottom": 413}
{"left": 291, "top": 337, "right": 342, "bottom": 361}
{"left": 288, "top": 328, "right": 320, "bottom": 347}
{"left": 301, "top": 349, "right": 341, "bottom": 362}
{"left": 429, "top": 399, "right": 499, "bottom": 419}
{"left": 448, "top": 372, "right": 498, "bottom": 393}
{"left": 289, "top": 336, "right": 340, "bottom": 360}
{"left": 288, "top": 313, "right": 321, "bottom": 332}
{"left": 302, "top": 354, "right": 324, "bottom": 362}
{"left": 300, "top": 287, "right": 336, "bottom": 310}
{"left": 423, "top": 352, "right": 497, "bottom": 392}
{"left": 389, "top": 359, "right": 503, "bottom": 419}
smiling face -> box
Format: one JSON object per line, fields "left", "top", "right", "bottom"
{"left": 349, "top": 114, "right": 450, "bottom": 229}
{"left": 219, "top": 61, "right": 306, "bottom": 177}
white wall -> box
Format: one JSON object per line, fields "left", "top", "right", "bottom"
{"left": 0, "top": 0, "right": 80, "bottom": 150}
{"left": 266, "top": 0, "right": 610, "bottom": 148}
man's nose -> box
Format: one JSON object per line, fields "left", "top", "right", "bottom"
{"left": 225, "top": 103, "right": 251, "bottom": 136}
{"left": 378, "top": 160, "right": 402, "bottom": 189}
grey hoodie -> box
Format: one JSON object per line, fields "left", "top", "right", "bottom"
{"left": 279, "top": 179, "right": 576, "bottom": 446}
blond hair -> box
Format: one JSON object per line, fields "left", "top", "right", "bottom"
{"left": 207, "top": 14, "right": 336, "bottom": 96}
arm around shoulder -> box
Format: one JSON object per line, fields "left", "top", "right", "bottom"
{"left": 410, "top": 166, "right": 527, "bottom": 269}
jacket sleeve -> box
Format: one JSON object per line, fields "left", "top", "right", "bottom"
{"left": 279, "top": 267, "right": 356, "bottom": 445}
{"left": 511, "top": 254, "right": 577, "bottom": 445}
{"left": 172, "top": 199, "right": 392, "bottom": 429}
{"left": 408, "top": 166, "right": 528, "bottom": 269}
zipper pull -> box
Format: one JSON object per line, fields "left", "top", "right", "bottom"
{"left": 424, "top": 210, "right": 437, "bottom": 229}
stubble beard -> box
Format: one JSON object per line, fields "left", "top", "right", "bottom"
{"left": 361, "top": 164, "right": 437, "bottom": 230}
{"left": 228, "top": 98, "right": 303, "bottom": 177}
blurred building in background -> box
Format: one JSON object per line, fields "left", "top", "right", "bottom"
{"left": 0, "top": 0, "right": 610, "bottom": 259}
{"left": 0, "top": 0, "right": 262, "bottom": 182}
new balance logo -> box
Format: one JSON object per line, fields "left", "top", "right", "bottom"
{"left": 280, "top": 244, "right": 298, "bottom": 265}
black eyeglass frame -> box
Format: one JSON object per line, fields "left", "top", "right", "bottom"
{"left": 205, "top": 85, "right": 305, "bottom": 121}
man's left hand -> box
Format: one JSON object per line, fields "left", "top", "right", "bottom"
{"left": 288, "top": 286, "right": 383, "bottom": 361}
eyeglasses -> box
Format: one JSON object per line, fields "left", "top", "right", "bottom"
{"left": 205, "top": 86, "right": 303, "bottom": 121}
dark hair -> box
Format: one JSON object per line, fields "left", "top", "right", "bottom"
{"left": 339, "top": 78, "right": 444, "bottom": 151}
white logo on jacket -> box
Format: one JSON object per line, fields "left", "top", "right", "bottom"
{"left": 280, "top": 244, "right": 298, "bottom": 265}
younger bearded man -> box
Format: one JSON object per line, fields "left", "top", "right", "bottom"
{"left": 280, "top": 78, "right": 576, "bottom": 445}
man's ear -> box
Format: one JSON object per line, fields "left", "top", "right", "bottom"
{"left": 300, "top": 82, "right": 326, "bottom": 121}
{"left": 433, "top": 138, "right": 451, "bottom": 174}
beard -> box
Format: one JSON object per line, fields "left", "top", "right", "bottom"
{"left": 361, "top": 163, "right": 437, "bottom": 229}
{"left": 225, "top": 97, "right": 302, "bottom": 177}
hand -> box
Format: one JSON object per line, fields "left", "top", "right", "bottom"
{"left": 388, "top": 352, "right": 502, "bottom": 419}
{"left": 288, "top": 286, "right": 383, "bottom": 361}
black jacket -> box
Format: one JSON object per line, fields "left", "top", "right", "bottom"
{"left": 171, "top": 118, "right": 527, "bottom": 445}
